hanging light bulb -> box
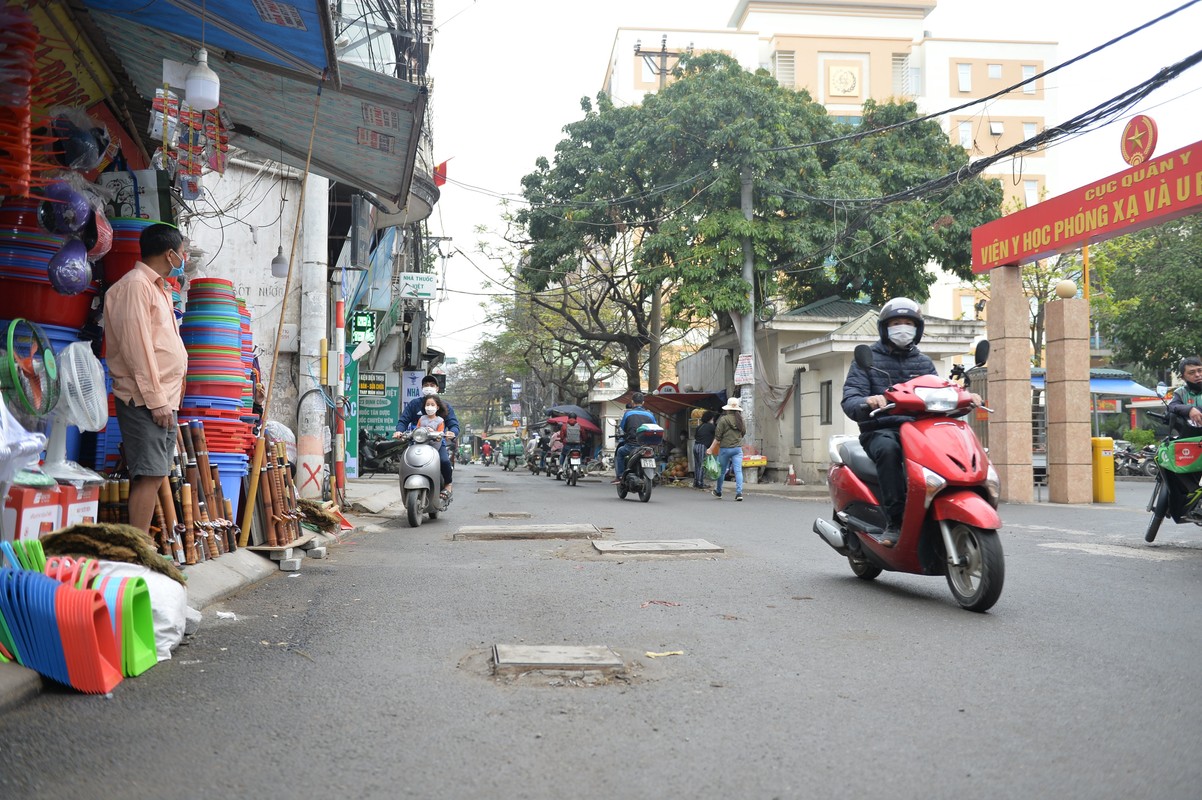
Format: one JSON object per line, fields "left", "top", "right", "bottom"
{"left": 186, "top": 47, "right": 220, "bottom": 110}
{"left": 271, "top": 245, "right": 289, "bottom": 278}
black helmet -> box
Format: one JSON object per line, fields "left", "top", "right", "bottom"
{"left": 877, "top": 297, "right": 925, "bottom": 346}
{"left": 567, "top": 412, "right": 577, "bottom": 420}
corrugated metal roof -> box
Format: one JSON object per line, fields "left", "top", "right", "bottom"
{"left": 91, "top": 13, "right": 424, "bottom": 204}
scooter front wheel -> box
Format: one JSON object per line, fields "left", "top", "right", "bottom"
{"left": 1145, "top": 475, "right": 1168, "bottom": 542}
{"left": 406, "top": 490, "right": 425, "bottom": 528}
{"left": 944, "top": 524, "right": 1004, "bottom": 612}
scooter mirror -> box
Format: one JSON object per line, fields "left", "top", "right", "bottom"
{"left": 854, "top": 344, "right": 874, "bottom": 371}
{"left": 974, "top": 339, "right": 990, "bottom": 367}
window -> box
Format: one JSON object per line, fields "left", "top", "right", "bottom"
{"left": 773, "top": 50, "right": 796, "bottom": 88}
{"left": 1023, "top": 122, "right": 1038, "bottom": 141}
{"left": 1024, "top": 179, "right": 1040, "bottom": 207}
{"left": 989, "top": 120, "right": 1004, "bottom": 136}
{"left": 892, "top": 53, "right": 911, "bottom": 95}
{"left": 988, "top": 63, "right": 1001, "bottom": 80}
{"left": 1022, "top": 65, "right": 1036, "bottom": 94}
{"left": 820, "top": 381, "right": 833, "bottom": 425}
{"left": 957, "top": 63, "right": 972, "bottom": 92}
{"left": 958, "top": 121, "right": 972, "bottom": 149}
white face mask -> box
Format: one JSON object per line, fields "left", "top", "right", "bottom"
{"left": 421, "top": 386, "right": 437, "bottom": 397}
{"left": 887, "top": 323, "right": 917, "bottom": 347}
{"left": 424, "top": 405, "right": 437, "bottom": 415}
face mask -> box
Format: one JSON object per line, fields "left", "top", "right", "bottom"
{"left": 887, "top": 323, "right": 917, "bottom": 347}
{"left": 424, "top": 406, "right": 437, "bottom": 415}
{"left": 421, "top": 386, "right": 437, "bottom": 396}
{"left": 168, "top": 250, "right": 186, "bottom": 278}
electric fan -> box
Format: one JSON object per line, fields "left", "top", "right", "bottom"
{"left": 42, "top": 341, "right": 107, "bottom": 481}
{"left": 0, "top": 319, "right": 59, "bottom": 419}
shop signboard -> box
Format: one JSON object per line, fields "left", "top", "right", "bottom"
{"left": 344, "top": 355, "right": 359, "bottom": 478}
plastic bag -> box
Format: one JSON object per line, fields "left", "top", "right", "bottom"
{"left": 703, "top": 454, "right": 720, "bottom": 480}
{"left": 91, "top": 560, "right": 187, "bottom": 661}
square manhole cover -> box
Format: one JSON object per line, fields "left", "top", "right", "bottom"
{"left": 593, "top": 538, "right": 723, "bottom": 554}
{"left": 489, "top": 511, "right": 532, "bottom": 519}
{"left": 476, "top": 487, "right": 504, "bottom": 493}
{"left": 454, "top": 524, "right": 601, "bottom": 540}
{"left": 493, "top": 644, "right": 623, "bottom": 676}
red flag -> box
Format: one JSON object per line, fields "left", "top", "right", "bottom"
{"left": 433, "top": 160, "right": 447, "bottom": 186}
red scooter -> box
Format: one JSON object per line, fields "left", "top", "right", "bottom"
{"left": 812, "top": 341, "right": 1004, "bottom": 612}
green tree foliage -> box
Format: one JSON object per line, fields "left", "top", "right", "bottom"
{"left": 515, "top": 52, "right": 1004, "bottom": 349}
{"left": 1089, "top": 217, "right": 1202, "bottom": 371}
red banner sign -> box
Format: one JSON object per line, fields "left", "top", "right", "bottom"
{"left": 972, "top": 139, "right": 1202, "bottom": 272}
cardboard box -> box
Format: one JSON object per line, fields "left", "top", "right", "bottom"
{"left": 60, "top": 483, "right": 101, "bottom": 526}
{"left": 2, "top": 485, "right": 63, "bottom": 542}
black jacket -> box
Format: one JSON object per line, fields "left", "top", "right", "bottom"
{"left": 841, "top": 340, "right": 937, "bottom": 432}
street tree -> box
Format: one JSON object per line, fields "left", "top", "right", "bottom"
{"left": 1088, "top": 217, "right": 1202, "bottom": 372}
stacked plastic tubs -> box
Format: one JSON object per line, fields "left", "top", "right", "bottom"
{"left": 238, "top": 298, "right": 255, "bottom": 412}
{"left": 100, "top": 218, "right": 155, "bottom": 287}
{"left": 0, "top": 198, "right": 100, "bottom": 329}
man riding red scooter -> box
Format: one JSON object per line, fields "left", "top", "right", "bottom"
{"left": 813, "top": 298, "right": 1005, "bottom": 612}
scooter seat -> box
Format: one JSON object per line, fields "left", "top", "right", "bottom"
{"left": 837, "top": 439, "right": 880, "bottom": 485}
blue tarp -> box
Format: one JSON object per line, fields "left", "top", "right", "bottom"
{"left": 1030, "top": 376, "right": 1158, "bottom": 397}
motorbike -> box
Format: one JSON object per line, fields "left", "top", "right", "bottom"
{"left": 396, "top": 428, "right": 451, "bottom": 527}
{"left": 457, "top": 445, "right": 472, "bottom": 466}
{"left": 1114, "top": 445, "right": 1149, "bottom": 477}
{"left": 481, "top": 449, "right": 493, "bottom": 467}
{"left": 562, "top": 447, "right": 583, "bottom": 486}
{"left": 526, "top": 450, "right": 542, "bottom": 475}
{"left": 500, "top": 442, "right": 521, "bottom": 471}
{"left": 359, "top": 429, "right": 404, "bottom": 476}
{"left": 812, "top": 341, "right": 1004, "bottom": 612}
{"left": 615, "top": 423, "right": 663, "bottom": 502}
{"left": 1142, "top": 409, "right": 1202, "bottom": 542}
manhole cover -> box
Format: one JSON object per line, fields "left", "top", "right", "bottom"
{"left": 493, "top": 644, "right": 623, "bottom": 676}
{"left": 593, "top": 538, "right": 724, "bottom": 554}
{"left": 476, "top": 487, "right": 504, "bottom": 493}
{"left": 488, "top": 511, "right": 532, "bottom": 519}
{"left": 454, "top": 524, "right": 601, "bottom": 540}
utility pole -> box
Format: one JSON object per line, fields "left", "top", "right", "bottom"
{"left": 634, "top": 35, "right": 690, "bottom": 389}
{"left": 739, "top": 166, "right": 757, "bottom": 459}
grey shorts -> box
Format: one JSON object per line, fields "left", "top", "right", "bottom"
{"left": 114, "top": 398, "right": 177, "bottom": 477}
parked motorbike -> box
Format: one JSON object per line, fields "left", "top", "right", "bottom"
{"left": 359, "top": 429, "right": 404, "bottom": 476}
{"left": 562, "top": 447, "right": 583, "bottom": 486}
{"left": 1143, "top": 409, "right": 1202, "bottom": 542}
{"left": 1114, "top": 445, "right": 1149, "bottom": 477}
{"left": 812, "top": 341, "right": 1004, "bottom": 612}
{"left": 615, "top": 423, "right": 663, "bottom": 502}
{"left": 396, "top": 428, "right": 451, "bottom": 527}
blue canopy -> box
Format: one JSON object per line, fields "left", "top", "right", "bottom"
{"left": 81, "top": 0, "right": 337, "bottom": 82}
{"left": 1030, "top": 376, "right": 1158, "bottom": 397}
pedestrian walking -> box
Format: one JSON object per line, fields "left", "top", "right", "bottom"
{"left": 711, "top": 398, "right": 746, "bottom": 501}
{"left": 693, "top": 410, "right": 716, "bottom": 489}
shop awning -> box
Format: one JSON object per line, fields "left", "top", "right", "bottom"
{"left": 613, "top": 391, "right": 727, "bottom": 418}
{"left": 1030, "top": 376, "right": 1158, "bottom": 397}
{"left": 87, "top": 12, "right": 425, "bottom": 204}
{"left": 81, "top": 0, "right": 339, "bottom": 83}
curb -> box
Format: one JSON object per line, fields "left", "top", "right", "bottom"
{"left": 0, "top": 525, "right": 355, "bottom": 714}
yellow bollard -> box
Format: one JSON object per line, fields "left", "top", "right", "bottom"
{"left": 1092, "top": 436, "right": 1115, "bottom": 503}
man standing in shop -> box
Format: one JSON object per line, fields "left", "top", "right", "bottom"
{"left": 105, "top": 222, "right": 188, "bottom": 537}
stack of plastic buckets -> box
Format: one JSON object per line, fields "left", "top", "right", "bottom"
{"left": 0, "top": 197, "right": 101, "bottom": 330}
{"left": 238, "top": 299, "right": 255, "bottom": 412}
{"left": 179, "top": 279, "right": 252, "bottom": 520}
{"left": 100, "top": 218, "right": 155, "bottom": 287}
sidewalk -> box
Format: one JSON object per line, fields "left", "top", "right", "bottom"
{"left": 0, "top": 524, "right": 354, "bottom": 714}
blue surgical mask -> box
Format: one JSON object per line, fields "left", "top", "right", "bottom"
{"left": 169, "top": 250, "right": 186, "bottom": 278}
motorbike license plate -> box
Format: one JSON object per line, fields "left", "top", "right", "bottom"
{"left": 640, "top": 458, "right": 656, "bottom": 468}
{"left": 570, "top": 458, "right": 581, "bottom": 465}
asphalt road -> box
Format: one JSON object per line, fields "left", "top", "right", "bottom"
{"left": 1, "top": 467, "right": 1199, "bottom": 799}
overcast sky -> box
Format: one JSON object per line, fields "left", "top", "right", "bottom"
{"left": 423, "top": 0, "right": 1202, "bottom": 360}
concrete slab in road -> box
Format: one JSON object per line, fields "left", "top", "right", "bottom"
{"left": 593, "top": 538, "right": 724, "bottom": 554}
{"left": 453, "top": 524, "right": 601, "bottom": 540}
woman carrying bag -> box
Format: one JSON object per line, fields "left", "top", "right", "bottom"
{"left": 710, "top": 397, "right": 746, "bottom": 501}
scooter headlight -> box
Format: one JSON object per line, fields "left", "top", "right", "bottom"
{"left": 984, "top": 463, "right": 1000, "bottom": 508}
{"left": 921, "top": 466, "right": 947, "bottom": 508}
{"left": 411, "top": 428, "right": 430, "bottom": 444}
{"left": 915, "top": 386, "right": 960, "bottom": 412}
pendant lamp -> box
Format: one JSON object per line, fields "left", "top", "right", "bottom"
{"left": 186, "top": 47, "right": 220, "bottom": 110}
{"left": 271, "top": 246, "right": 289, "bottom": 278}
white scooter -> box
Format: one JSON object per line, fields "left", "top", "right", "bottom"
{"left": 396, "top": 429, "right": 451, "bottom": 527}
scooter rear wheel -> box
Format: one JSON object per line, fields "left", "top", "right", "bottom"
{"left": 848, "top": 555, "right": 881, "bottom": 580}
{"left": 616, "top": 480, "right": 628, "bottom": 499}
{"left": 406, "top": 490, "right": 424, "bottom": 528}
{"left": 1145, "top": 475, "right": 1168, "bottom": 542}
{"left": 944, "top": 524, "right": 1004, "bottom": 612}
